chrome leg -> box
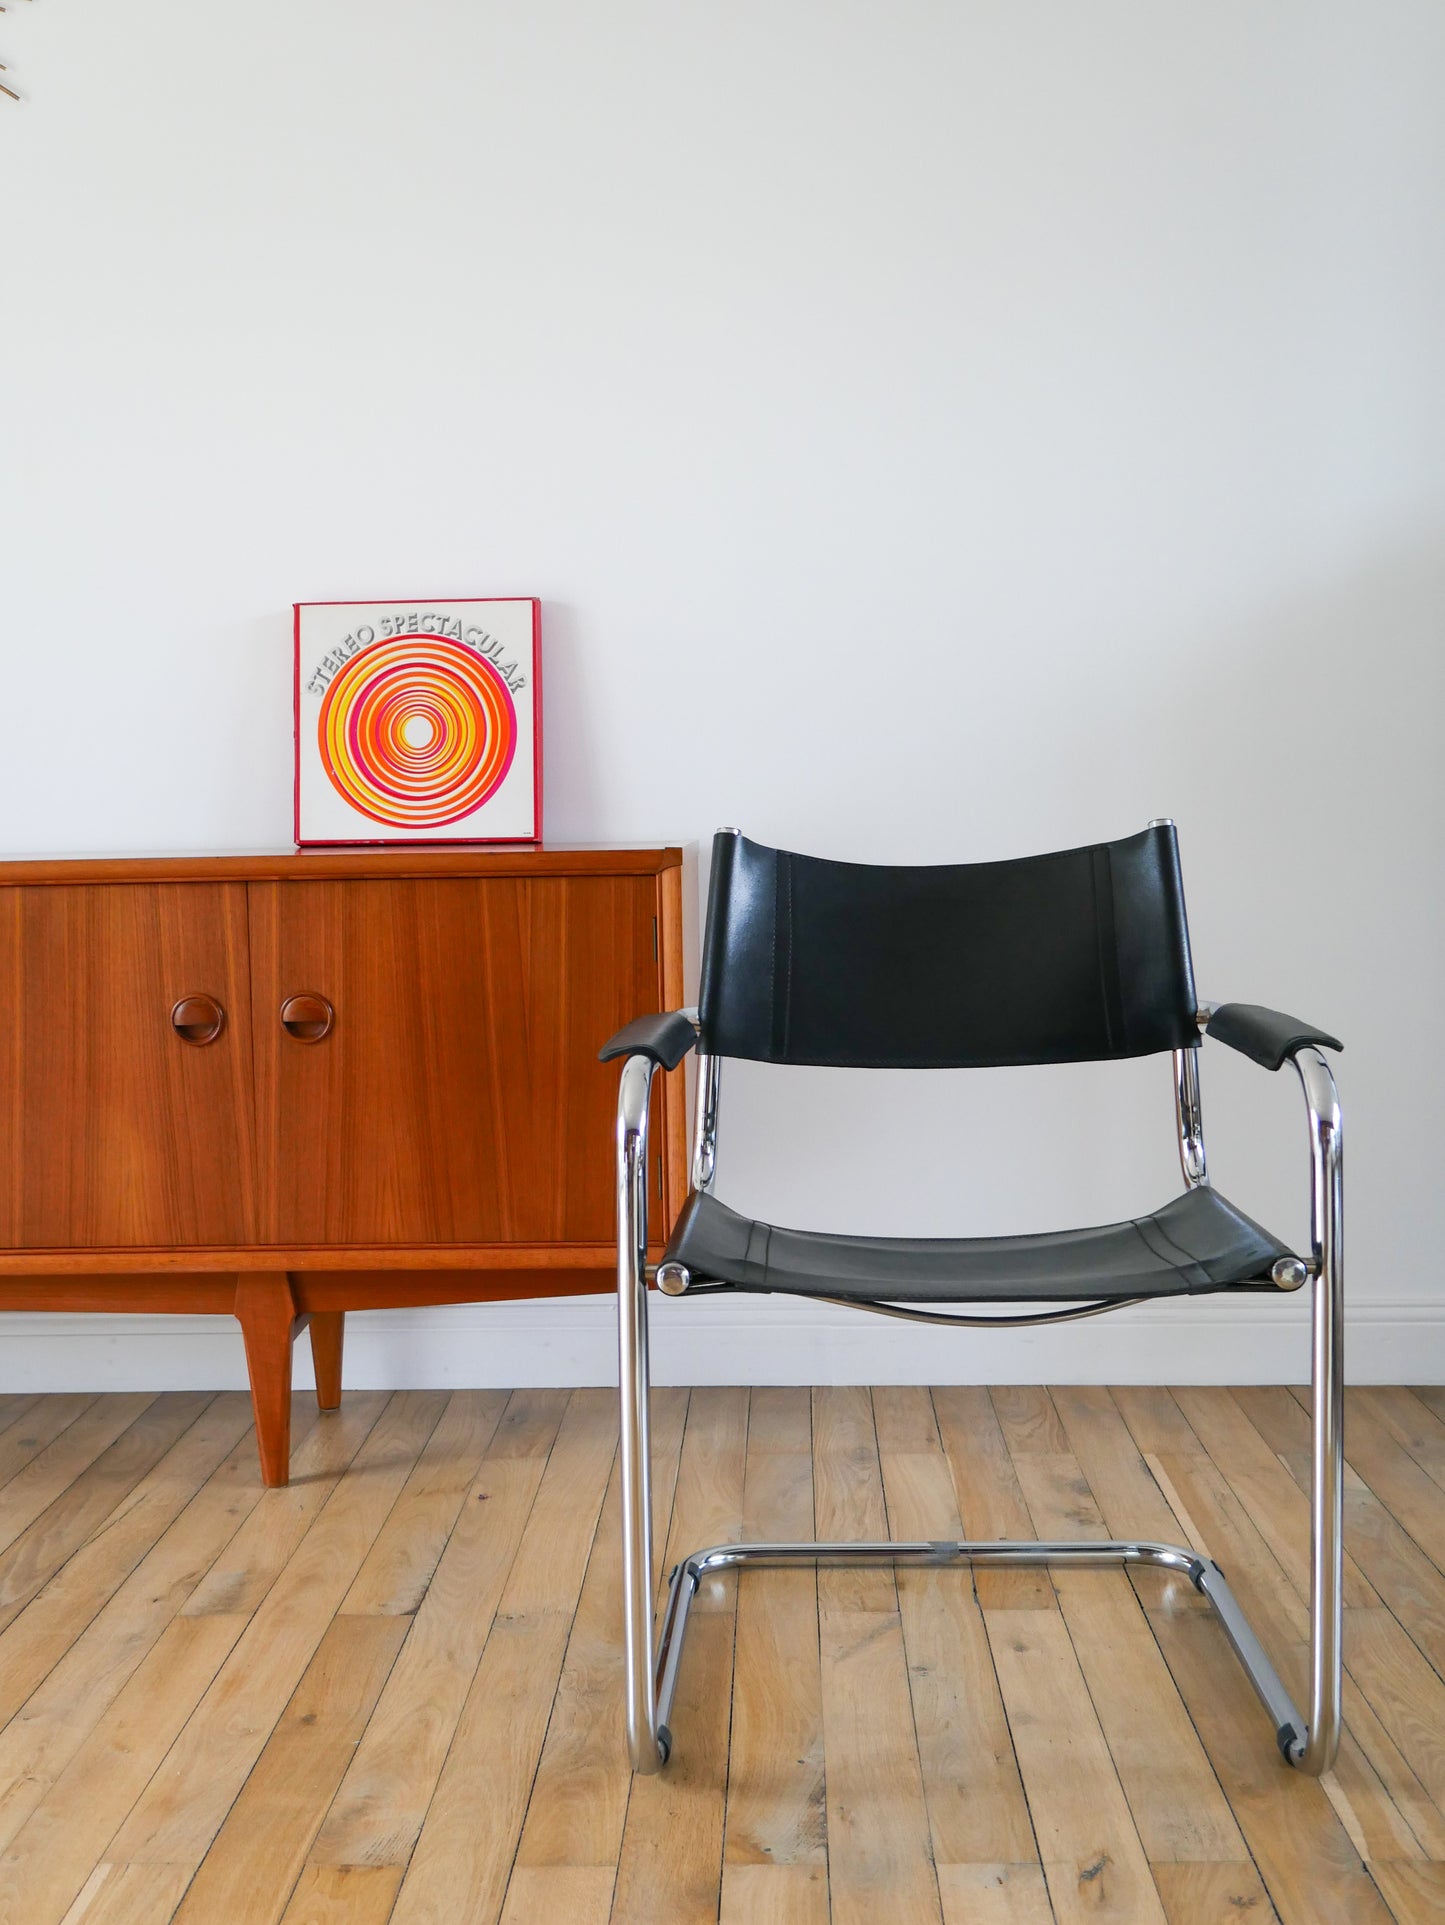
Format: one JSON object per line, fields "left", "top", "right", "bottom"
{"left": 1296, "top": 1045, "right": 1344, "bottom": 1775}
{"left": 644, "top": 1537, "right": 1323, "bottom": 1771}
{"left": 617, "top": 1053, "right": 667, "bottom": 1773}
{"left": 1194, "top": 1557, "right": 1305, "bottom": 1746}
{"left": 622, "top": 1332, "right": 1344, "bottom": 1776}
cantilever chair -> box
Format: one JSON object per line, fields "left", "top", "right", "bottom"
{"left": 601, "top": 822, "right": 1344, "bottom": 1778}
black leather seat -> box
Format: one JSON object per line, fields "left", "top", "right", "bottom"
{"left": 664, "top": 1182, "right": 1295, "bottom": 1303}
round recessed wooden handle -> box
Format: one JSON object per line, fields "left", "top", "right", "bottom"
{"left": 280, "top": 992, "right": 334, "bottom": 1042}
{"left": 171, "top": 994, "right": 225, "bottom": 1045}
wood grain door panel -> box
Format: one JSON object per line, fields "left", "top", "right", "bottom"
{"left": 249, "top": 876, "right": 662, "bottom": 1245}
{"left": 0, "top": 885, "right": 258, "bottom": 1247}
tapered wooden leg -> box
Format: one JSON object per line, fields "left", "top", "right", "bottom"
{"left": 235, "top": 1273, "right": 301, "bottom": 1487}
{"left": 309, "top": 1311, "right": 345, "bottom": 1411}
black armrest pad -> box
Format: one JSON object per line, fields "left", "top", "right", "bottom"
{"left": 599, "top": 1009, "right": 699, "bottom": 1071}
{"left": 1206, "top": 1002, "right": 1342, "bottom": 1072}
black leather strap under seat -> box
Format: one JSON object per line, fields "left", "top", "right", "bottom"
{"left": 663, "top": 1184, "right": 1295, "bottom": 1303}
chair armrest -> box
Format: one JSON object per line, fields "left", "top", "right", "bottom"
{"left": 1205, "top": 1003, "right": 1342, "bottom": 1072}
{"left": 599, "top": 1009, "right": 699, "bottom": 1071}
{"left": 613, "top": 1017, "right": 694, "bottom": 1308}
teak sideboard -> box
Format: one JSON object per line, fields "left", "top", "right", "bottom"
{"left": 0, "top": 846, "right": 688, "bottom": 1482}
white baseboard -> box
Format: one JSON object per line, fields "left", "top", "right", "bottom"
{"left": 0, "top": 1294, "right": 1440, "bottom": 1391}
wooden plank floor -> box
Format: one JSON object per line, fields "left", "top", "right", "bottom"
{"left": 0, "top": 1387, "right": 1443, "bottom": 1923}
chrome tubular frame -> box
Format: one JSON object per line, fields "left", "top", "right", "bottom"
{"left": 1173, "top": 1045, "right": 1209, "bottom": 1188}
{"left": 614, "top": 1031, "right": 1344, "bottom": 1779}
{"left": 1294, "top": 1043, "right": 1344, "bottom": 1773}
{"left": 691, "top": 1051, "right": 720, "bottom": 1193}
{"left": 651, "top": 1540, "right": 1306, "bottom": 1761}
{"left": 617, "top": 1052, "right": 665, "bottom": 1768}
{"left": 814, "top": 1293, "right": 1147, "bottom": 1328}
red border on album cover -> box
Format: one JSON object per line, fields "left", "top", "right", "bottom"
{"left": 293, "top": 597, "right": 543, "bottom": 847}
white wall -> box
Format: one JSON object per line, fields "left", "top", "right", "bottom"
{"left": 3, "top": 2, "right": 1442, "bottom": 1387}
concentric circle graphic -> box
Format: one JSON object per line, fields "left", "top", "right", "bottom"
{"left": 318, "top": 635, "right": 518, "bottom": 828}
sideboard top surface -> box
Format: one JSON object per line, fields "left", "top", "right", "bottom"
{"left": 0, "top": 844, "right": 685, "bottom": 886}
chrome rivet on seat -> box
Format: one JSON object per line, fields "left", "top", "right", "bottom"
{"left": 1271, "top": 1257, "right": 1309, "bottom": 1291}
{"left": 656, "top": 1262, "right": 692, "bottom": 1297}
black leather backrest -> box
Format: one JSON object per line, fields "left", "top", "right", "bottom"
{"left": 698, "top": 825, "right": 1199, "bottom": 1068}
